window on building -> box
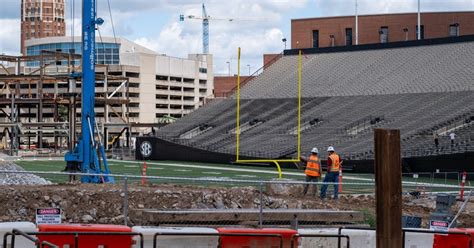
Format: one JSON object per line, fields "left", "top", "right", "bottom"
{"left": 312, "top": 30, "right": 319, "bottom": 48}
{"left": 416, "top": 25, "right": 424, "bottom": 40}
{"left": 199, "top": 68, "right": 207, "bottom": 73}
{"left": 345, "top": 28, "right": 353, "bottom": 46}
{"left": 449, "top": 23, "right": 459, "bottom": 37}
{"left": 379, "top": 26, "right": 388, "bottom": 43}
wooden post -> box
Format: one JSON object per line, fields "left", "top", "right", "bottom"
{"left": 374, "top": 129, "right": 402, "bottom": 248}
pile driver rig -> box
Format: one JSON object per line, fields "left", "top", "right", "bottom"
{"left": 64, "top": 0, "right": 113, "bottom": 183}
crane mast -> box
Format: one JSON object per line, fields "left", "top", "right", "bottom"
{"left": 202, "top": 4, "right": 209, "bottom": 54}
{"left": 64, "top": 0, "right": 113, "bottom": 183}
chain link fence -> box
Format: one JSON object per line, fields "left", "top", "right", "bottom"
{"left": 1, "top": 169, "right": 473, "bottom": 231}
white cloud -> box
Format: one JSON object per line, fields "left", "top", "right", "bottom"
{"left": 0, "top": 19, "right": 21, "bottom": 55}
{"left": 314, "top": 0, "right": 473, "bottom": 17}
{"left": 2, "top": 0, "right": 472, "bottom": 74}
{"left": 132, "top": 0, "right": 305, "bottom": 74}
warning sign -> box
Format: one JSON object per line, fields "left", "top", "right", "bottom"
{"left": 36, "top": 208, "right": 62, "bottom": 225}
{"left": 429, "top": 220, "right": 449, "bottom": 231}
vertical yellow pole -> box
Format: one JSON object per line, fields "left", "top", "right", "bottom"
{"left": 236, "top": 47, "right": 241, "bottom": 161}
{"left": 297, "top": 50, "right": 302, "bottom": 160}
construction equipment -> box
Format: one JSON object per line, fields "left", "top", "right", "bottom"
{"left": 179, "top": 4, "right": 264, "bottom": 54}
{"left": 180, "top": 4, "right": 217, "bottom": 54}
{"left": 64, "top": 0, "right": 113, "bottom": 183}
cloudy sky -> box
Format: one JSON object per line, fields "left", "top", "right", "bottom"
{"left": 0, "top": 0, "right": 473, "bottom": 74}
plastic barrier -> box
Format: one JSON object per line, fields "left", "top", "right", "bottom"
{"left": 0, "top": 222, "right": 38, "bottom": 248}
{"left": 217, "top": 228, "right": 296, "bottom": 248}
{"left": 37, "top": 224, "right": 135, "bottom": 248}
{"left": 433, "top": 228, "right": 474, "bottom": 248}
{"left": 297, "top": 228, "right": 340, "bottom": 248}
{"left": 132, "top": 226, "right": 218, "bottom": 248}
{"left": 297, "top": 228, "right": 372, "bottom": 248}
{"left": 403, "top": 228, "right": 435, "bottom": 248}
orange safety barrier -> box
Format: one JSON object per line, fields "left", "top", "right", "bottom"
{"left": 338, "top": 169, "right": 343, "bottom": 193}
{"left": 141, "top": 161, "right": 148, "bottom": 186}
{"left": 433, "top": 228, "right": 474, "bottom": 248}
{"left": 37, "top": 224, "right": 133, "bottom": 248}
{"left": 460, "top": 171, "right": 467, "bottom": 201}
{"left": 217, "top": 228, "right": 298, "bottom": 248}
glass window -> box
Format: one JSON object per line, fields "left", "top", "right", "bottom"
{"left": 380, "top": 26, "right": 388, "bottom": 43}
{"left": 415, "top": 25, "right": 424, "bottom": 40}
{"left": 449, "top": 24, "right": 459, "bottom": 37}
{"left": 345, "top": 28, "right": 353, "bottom": 46}
{"left": 312, "top": 30, "right": 319, "bottom": 48}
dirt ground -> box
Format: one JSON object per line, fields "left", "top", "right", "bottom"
{"left": 1, "top": 183, "right": 473, "bottom": 228}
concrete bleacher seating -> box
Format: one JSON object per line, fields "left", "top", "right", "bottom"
{"left": 156, "top": 38, "right": 474, "bottom": 161}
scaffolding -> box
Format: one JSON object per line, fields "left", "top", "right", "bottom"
{"left": 0, "top": 51, "right": 130, "bottom": 157}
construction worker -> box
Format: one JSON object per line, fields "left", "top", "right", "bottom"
{"left": 299, "top": 147, "right": 322, "bottom": 196}
{"left": 320, "top": 146, "right": 342, "bottom": 200}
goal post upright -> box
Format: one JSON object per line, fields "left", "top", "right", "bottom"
{"left": 235, "top": 47, "right": 303, "bottom": 179}
{"left": 236, "top": 47, "right": 241, "bottom": 162}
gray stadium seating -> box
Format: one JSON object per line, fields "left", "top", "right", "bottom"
{"left": 157, "top": 40, "right": 474, "bottom": 160}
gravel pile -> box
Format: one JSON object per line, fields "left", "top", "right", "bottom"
{"left": 0, "top": 161, "right": 51, "bottom": 185}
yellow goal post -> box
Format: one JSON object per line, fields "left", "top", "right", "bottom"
{"left": 234, "top": 47, "right": 303, "bottom": 178}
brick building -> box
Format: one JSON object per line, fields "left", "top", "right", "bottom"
{"left": 214, "top": 76, "right": 254, "bottom": 97}
{"left": 291, "top": 11, "right": 474, "bottom": 49}
{"left": 21, "top": 0, "right": 66, "bottom": 55}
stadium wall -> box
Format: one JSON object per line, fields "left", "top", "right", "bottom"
{"left": 135, "top": 137, "right": 474, "bottom": 174}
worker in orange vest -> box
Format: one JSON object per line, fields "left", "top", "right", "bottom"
{"left": 299, "top": 147, "right": 322, "bottom": 196}
{"left": 320, "top": 146, "right": 342, "bottom": 200}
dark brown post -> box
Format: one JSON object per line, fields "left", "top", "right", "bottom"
{"left": 374, "top": 129, "right": 402, "bottom": 248}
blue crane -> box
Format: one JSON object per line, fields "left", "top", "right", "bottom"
{"left": 179, "top": 4, "right": 265, "bottom": 54}
{"left": 64, "top": 0, "right": 113, "bottom": 183}
{"left": 180, "top": 4, "right": 211, "bottom": 54}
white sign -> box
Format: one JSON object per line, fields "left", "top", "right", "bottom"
{"left": 36, "top": 208, "right": 62, "bottom": 225}
{"left": 429, "top": 220, "right": 449, "bottom": 231}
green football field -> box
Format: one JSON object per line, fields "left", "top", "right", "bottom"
{"left": 13, "top": 159, "right": 466, "bottom": 194}
{"left": 15, "top": 159, "right": 306, "bottom": 184}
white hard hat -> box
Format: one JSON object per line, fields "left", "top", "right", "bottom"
{"left": 311, "top": 147, "right": 319, "bottom": 154}
{"left": 327, "top": 146, "right": 335, "bottom": 152}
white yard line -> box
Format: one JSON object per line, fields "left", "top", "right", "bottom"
{"left": 15, "top": 158, "right": 462, "bottom": 188}
{"left": 111, "top": 160, "right": 464, "bottom": 188}
{"left": 202, "top": 172, "right": 222, "bottom": 175}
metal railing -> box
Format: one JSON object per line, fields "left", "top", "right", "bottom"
{"left": 152, "top": 232, "right": 283, "bottom": 248}
{"left": 291, "top": 233, "right": 350, "bottom": 248}
{"left": 338, "top": 226, "right": 474, "bottom": 248}
{"left": 4, "top": 229, "right": 144, "bottom": 248}
{"left": 3, "top": 229, "right": 58, "bottom": 248}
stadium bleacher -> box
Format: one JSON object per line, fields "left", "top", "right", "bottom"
{"left": 155, "top": 37, "right": 474, "bottom": 163}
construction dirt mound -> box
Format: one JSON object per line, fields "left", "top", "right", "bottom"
{"left": 0, "top": 161, "right": 51, "bottom": 185}
{"left": 0, "top": 183, "right": 473, "bottom": 227}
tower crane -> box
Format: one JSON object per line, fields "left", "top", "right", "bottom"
{"left": 64, "top": 0, "right": 113, "bottom": 183}
{"left": 180, "top": 4, "right": 228, "bottom": 54}
{"left": 180, "top": 4, "right": 264, "bottom": 54}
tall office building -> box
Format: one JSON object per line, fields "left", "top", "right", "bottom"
{"left": 21, "top": 0, "right": 66, "bottom": 55}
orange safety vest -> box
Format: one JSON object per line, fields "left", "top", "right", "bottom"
{"left": 329, "top": 153, "right": 341, "bottom": 172}
{"left": 305, "top": 155, "right": 321, "bottom": 177}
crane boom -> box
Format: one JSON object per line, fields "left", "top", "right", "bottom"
{"left": 64, "top": 0, "right": 113, "bottom": 183}
{"left": 179, "top": 4, "right": 265, "bottom": 54}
